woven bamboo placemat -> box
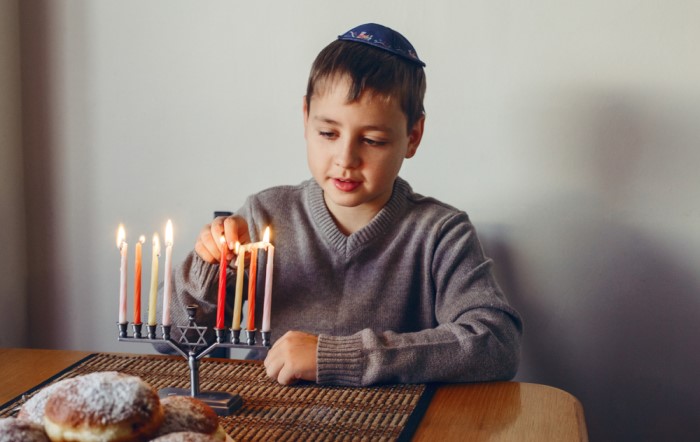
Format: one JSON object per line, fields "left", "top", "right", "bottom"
{"left": 0, "top": 353, "right": 434, "bottom": 441}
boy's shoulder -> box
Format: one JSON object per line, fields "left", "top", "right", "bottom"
{"left": 397, "top": 177, "right": 468, "bottom": 219}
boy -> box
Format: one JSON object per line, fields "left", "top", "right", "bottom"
{"left": 167, "top": 23, "right": 522, "bottom": 386}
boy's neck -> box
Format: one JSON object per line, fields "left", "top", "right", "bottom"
{"left": 324, "top": 198, "right": 383, "bottom": 236}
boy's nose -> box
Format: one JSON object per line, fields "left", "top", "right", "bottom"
{"left": 334, "top": 139, "right": 361, "bottom": 169}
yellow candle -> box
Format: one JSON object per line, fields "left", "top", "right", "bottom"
{"left": 232, "top": 242, "right": 245, "bottom": 330}
{"left": 148, "top": 233, "right": 160, "bottom": 326}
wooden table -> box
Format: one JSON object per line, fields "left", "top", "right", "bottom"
{"left": 0, "top": 348, "right": 587, "bottom": 441}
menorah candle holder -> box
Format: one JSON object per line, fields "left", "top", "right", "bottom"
{"left": 117, "top": 304, "right": 271, "bottom": 416}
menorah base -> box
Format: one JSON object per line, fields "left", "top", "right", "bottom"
{"left": 159, "top": 387, "right": 243, "bottom": 416}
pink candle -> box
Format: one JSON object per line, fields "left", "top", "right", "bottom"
{"left": 261, "top": 227, "right": 274, "bottom": 332}
{"left": 246, "top": 245, "right": 258, "bottom": 331}
{"left": 162, "top": 220, "right": 174, "bottom": 326}
{"left": 216, "top": 236, "right": 228, "bottom": 329}
{"left": 117, "top": 225, "right": 128, "bottom": 324}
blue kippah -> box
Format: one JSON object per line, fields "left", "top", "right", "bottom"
{"left": 338, "top": 23, "right": 426, "bottom": 67}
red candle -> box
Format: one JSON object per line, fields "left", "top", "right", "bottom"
{"left": 216, "top": 236, "right": 228, "bottom": 329}
{"left": 246, "top": 245, "right": 258, "bottom": 331}
{"left": 133, "top": 236, "right": 145, "bottom": 324}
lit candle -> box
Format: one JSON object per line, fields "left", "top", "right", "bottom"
{"left": 261, "top": 227, "right": 274, "bottom": 333}
{"left": 216, "top": 236, "right": 228, "bottom": 329}
{"left": 117, "top": 225, "right": 128, "bottom": 324}
{"left": 232, "top": 242, "right": 245, "bottom": 331}
{"left": 148, "top": 233, "right": 160, "bottom": 326}
{"left": 246, "top": 243, "right": 258, "bottom": 331}
{"left": 162, "top": 220, "right": 174, "bottom": 326}
{"left": 133, "top": 235, "right": 145, "bottom": 325}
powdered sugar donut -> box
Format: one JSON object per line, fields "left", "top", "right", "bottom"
{"left": 151, "top": 431, "right": 230, "bottom": 442}
{"left": 43, "top": 371, "right": 163, "bottom": 442}
{"left": 17, "top": 378, "right": 72, "bottom": 425}
{"left": 155, "top": 396, "right": 226, "bottom": 441}
{"left": 0, "top": 417, "right": 50, "bottom": 442}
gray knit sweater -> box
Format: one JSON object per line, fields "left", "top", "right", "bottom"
{"left": 166, "top": 177, "right": 522, "bottom": 386}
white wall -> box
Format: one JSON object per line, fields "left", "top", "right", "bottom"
{"left": 0, "top": 0, "right": 26, "bottom": 347}
{"left": 10, "top": 1, "right": 700, "bottom": 440}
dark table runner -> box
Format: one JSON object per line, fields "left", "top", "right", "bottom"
{"left": 0, "top": 353, "right": 434, "bottom": 441}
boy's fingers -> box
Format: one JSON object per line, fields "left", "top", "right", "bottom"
{"left": 277, "top": 365, "right": 303, "bottom": 386}
{"left": 194, "top": 241, "right": 216, "bottom": 263}
{"left": 210, "top": 218, "right": 226, "bottom": 242}
{"left": 200, "top": 224, "right": 222, "bottom": 260}
{"left": 264, "top": 352, "right": 283, "bottom": 381}
{"left": 223, "top": 217, "right": 240, "bottom": 251}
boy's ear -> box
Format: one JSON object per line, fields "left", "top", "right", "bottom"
{"left": 301, "top": 95, "right": 309, "bottom": 138}
{"left": 405, "top": 115, "right": 425, "bottom": 159}
{"left": 302, "top": 96, "right": 309, "bottom": 139}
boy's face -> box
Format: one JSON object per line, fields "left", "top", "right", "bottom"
{"left": 303, "top": 76, "right": 424, "bottom": 228}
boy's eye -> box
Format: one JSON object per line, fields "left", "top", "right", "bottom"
{"left": 363, "top": 138, "right": 387, "bottom": 146}
{"left": 319, "top": 131, "right": 336, "bottom": 139}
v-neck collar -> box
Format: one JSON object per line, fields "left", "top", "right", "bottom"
{"left": 307, "top": 178, "right": 410, "bottom": 257}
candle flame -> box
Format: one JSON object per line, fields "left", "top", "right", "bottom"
{"left": 263, "top": 226, "right": 271, "bottom": 243}
{"left": 165, "top": 219, "right": 173, "bottom": 246}
{"left": 139, "top": 235, "right": 145, "bottom": 244}
{"left": 116, "top": 225, "right": 126, "bottom": 249}
{"left": 235, "top": 241, "right": 241, "bottom": 254}
{"left": 219, "top": 235, "right": 226, "bottom": 245}
{"left": 153, "top": 233, "right": 160, "bottom": 255}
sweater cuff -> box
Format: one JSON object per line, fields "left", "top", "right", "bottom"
{"left": 317, "top": 334, "right": 364, "bottom": 386}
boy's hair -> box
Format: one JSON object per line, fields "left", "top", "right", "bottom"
{"left": 306, "top": 40, "right": 426, "bottom": 132}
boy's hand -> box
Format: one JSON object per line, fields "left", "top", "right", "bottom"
{"left": 195, "top": 215, "right": 250, "bottom": 263}
{"left": 264, "top": 331, "right": 319, "bottom": 385}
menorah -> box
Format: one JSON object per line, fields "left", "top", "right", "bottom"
{"left": 117, "top": 305, "right": 271, "bottom": 416}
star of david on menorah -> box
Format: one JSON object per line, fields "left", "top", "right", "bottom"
{"left": 117, "top": 304, "right": 271, "bottom": 416}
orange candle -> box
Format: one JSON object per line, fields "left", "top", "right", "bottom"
{"left": 246, "top": 244, "right": 258, "bottom": 331}
{"left": 216, "top": 236, "right": 228, "bottom": 329}
{"left": 133, "top": 236, "right": 145, "bottom": 324}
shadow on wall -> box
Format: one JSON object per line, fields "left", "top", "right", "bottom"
{"left": 19, "top": 1, "right": 61, "bottom": 347}
{"left": 479, "top": 94, "right": 700, "bottom": 441}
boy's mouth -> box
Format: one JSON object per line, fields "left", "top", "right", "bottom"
{"left": 332, "top": 178, "right": 361, "bottom": 192}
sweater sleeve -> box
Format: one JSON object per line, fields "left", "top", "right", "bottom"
{"left": 152, "top": 250, "right": 226, "bottom": 354}
{"left": 316, "top": 213, "right": 522, "bottom": 386}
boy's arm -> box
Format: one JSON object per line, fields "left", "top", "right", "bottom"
{"left": 316, "top": 214, "right": 522, "bottom": 386}
{"left": 317, "top": 308, "right": 521, "bottom": 386}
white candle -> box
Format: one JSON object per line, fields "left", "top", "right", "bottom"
{"left": 117, "top": 225, "right": 128, "bottom": 324}
{"left": 148, "top": 233, "right": 160, "bottom": 326}
{"left": 261, "top": 227, "right": 274, "bottom": 332}
{"left": 162, "top": 220, "right": 174, "bottom": 326}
